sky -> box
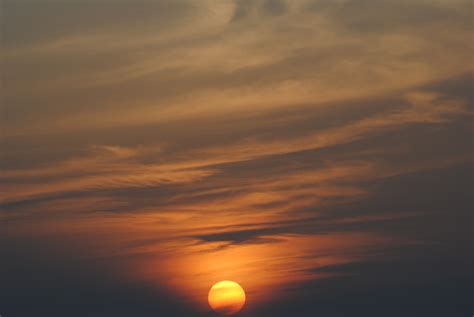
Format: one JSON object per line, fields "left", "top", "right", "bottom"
{"left": 1, "top": 1, "right": 473, "bottom": 316}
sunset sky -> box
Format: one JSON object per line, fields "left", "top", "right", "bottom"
{"left": 1, "top": 1, "right": 473, "bottom": 316}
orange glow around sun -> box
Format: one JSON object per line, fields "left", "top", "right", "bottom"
{"left": 208, "top": 281, "right": 246, "bottom": 315}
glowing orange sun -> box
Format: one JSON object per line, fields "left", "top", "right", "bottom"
{"left": 208, "top": 281, "right": 246, "bottom": 315}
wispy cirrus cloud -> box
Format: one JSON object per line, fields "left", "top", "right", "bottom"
{"left": 2, "top": 0, "right": 472, "bottom": 135}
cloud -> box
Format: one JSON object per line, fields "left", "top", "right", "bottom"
{"left": 2, "top": 74, "right": 471, "bottom": 221}
{"left": 2, "top": 1, "right": 471, "bottom": 135}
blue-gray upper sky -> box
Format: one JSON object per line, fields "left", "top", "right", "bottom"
{"left": 1, "top": 1, "right": 473, "bottom": 316}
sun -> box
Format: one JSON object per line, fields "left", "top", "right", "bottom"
{"left": 208, "top": 280, "right": 246, "bottom": 315}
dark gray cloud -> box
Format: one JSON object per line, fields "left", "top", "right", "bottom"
{"left": 231, "top": 0, "right": 287, "bottom": 21}
{"left": 307, "top": 0, "right": 472, "bottom": 33}
{"left": 2, "top": 0, "right": 198, "bottom": 47}
{"left": 0, "top": 235, "right": 206, "bottom": 317}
